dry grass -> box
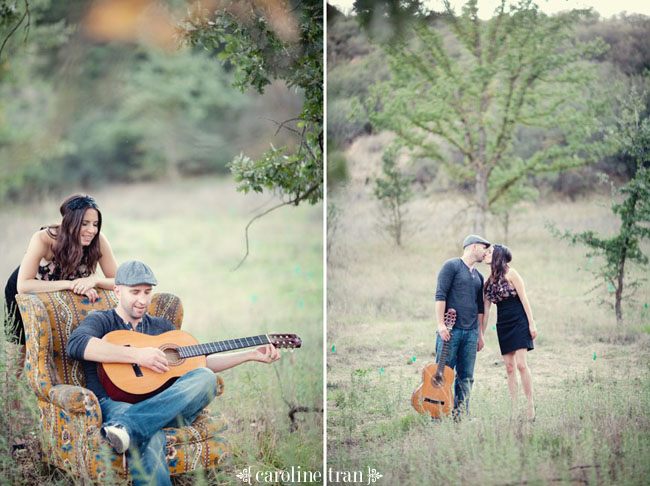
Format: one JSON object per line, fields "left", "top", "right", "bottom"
{"left": 327, "top": 132, "right": 650, "bottom": 485}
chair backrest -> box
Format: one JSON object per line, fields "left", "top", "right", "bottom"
{"left": 17, "top": 290, "right": 183, "bottom": 397}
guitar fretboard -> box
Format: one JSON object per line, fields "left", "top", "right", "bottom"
{"left": 436, "top": 339, "right": 451, "bottom": 376}
{"left": 178, "top": 334, "right": 271, "bottom": 358}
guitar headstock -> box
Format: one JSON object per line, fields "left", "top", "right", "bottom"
{"left": 444, "top": 308, "right": 456, "bottom": 330}
{"left": 269, "top": 334, "right": 302, "bottom": 350}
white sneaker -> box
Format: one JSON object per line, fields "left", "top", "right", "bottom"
{"left": 103, "top": 424, "right": 130, "bottom": 453}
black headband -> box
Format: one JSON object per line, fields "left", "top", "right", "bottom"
{"left": 66, "top": 195, "right": 98, "bottom": 211}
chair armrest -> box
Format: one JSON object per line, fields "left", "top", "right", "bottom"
{"left": 17, "top": 293, "right": 59, "bottom": 400}
{"left": 49, "top": 384, "right": 102, "bottom": 426}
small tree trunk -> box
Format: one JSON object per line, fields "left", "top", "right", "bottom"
{"left": 474, "top": 169, "right": 488, "bottom": 235}
{"left": 394, "top": 205, "right": 402, "bottom": 246}
{"left": 615, "top": 253, "right": 626, "bottom": 325}
{"left": 615, "top": 195, "right": 635, "bottom": 324}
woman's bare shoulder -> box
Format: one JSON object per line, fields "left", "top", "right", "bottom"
{"left": 35, "top": 227, "right": 57, "bottom": 242}
{"left": 505, "top": 266, "right": 521, "bottom": 278}
{"left": 31, "top": 228, "right": 57, "bottom": 257}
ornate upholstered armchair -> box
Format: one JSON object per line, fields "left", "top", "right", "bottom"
{"left": 16, "top": 289, "right": 228, "bottom": 484}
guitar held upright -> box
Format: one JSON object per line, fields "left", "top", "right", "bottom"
{"left": 411, "top": 308, "right": 457, "bottom": 418}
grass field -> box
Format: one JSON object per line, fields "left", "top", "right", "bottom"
{"left": 326, "top": 134, "right": 650, "bottom": 485}
{"left": 0, "top": 176, "right": 323, "bottom": 485}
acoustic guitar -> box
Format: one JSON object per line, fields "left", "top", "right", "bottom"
{"left": 98, "top": 330, "right": 301, "bottom": 403}
{"left": 411, "top": 308, "right": 456, "bottom": 418}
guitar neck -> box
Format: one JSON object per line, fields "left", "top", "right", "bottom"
{"left": 178, "top": 334, "right": 271, "bottom": 358}
{"left": 436, "top": 336, "right": 452, "bottom": 375}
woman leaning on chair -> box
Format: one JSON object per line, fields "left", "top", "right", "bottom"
{"left": 4, "top": 193, "right": 118, "bottom": 353}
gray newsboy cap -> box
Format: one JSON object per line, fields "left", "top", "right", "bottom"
{"left": 462, "top": 234, "right": 491, "bottom": 248}
{"left": 115, "top": 260, "right": 158, "bottom": 286}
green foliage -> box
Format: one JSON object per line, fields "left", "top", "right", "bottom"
{"left": 326, "top": 50, "right": 389, "bottom": 147}
{"left": 363, "top": 0, "right": 611, "bottom": 234}
{"left": 118, "top": 48, "right": 244, "bottom": 178}
{"left": 488, "top": 174, "right": 538, "bottom": 244}
{"left": 579, "top": 12, "right": 650, "bottom": 77}
{"left": 0, "top": 19, "right": 247, "bottom": 202}
{"left": 353, "top": 0, "right": 427, "bottom": 42}
{"left": 0, "top": 1, "right": 22, "bottom": 29}
{"left": 549, "top": 88, "right": 650, "bottom": 324}
{"left": 326, "top": 150, "right": 349, "bottom": 188}
{"left": 327, "top": 4, "right": 373, "bottom": 66}
{"left": 374, "top": 149, "right": 414, "bottom": 246}
{"left": 0, "top": 0, "right": 71, "bottom": 202}
{"left": 183, "top": 0, "right": 323, "bottom": 205}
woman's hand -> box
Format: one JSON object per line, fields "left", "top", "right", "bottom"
{"left": 70, "top": 275, "right": 99, "bottom": 295}
{"left": 529, "top": 323, "right": 538, "bottom": 340}
{"left": 83, "top": 288, "right": 99, "bottom": 303}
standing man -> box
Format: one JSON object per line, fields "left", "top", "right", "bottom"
{"left": 435, "top": 235, "right": 490, "bottom": 418}
{"left": 66, "top": 260, "right": 280, "bottom": 486}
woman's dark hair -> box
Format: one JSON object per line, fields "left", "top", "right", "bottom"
{"left": 46, "top": 194, "right": 103, "bottom": 278}
{"left": 485, "top": 244, "right": 512, "bottom": 297}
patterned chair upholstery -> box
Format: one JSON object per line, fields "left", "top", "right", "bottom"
{"left": 16, "top": 289, "right": 228, "bottom": 484}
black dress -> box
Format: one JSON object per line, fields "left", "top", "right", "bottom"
{"left": 487, "top": 282, "right": 534, "bottom": 355}
{"left": 4, "top": 253, "right": 90, "bottom": 345}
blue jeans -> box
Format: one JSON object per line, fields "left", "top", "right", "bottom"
{"left": 435, "top": 327, "right": 479, "bottom": 415}
{"left": 100, "top": 367, "right": 218, "bottom": 486}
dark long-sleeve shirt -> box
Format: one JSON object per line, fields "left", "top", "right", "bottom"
{"left": 435, "top": 258, "right": 485, "bottom": 330}
{"left": 66, "top": 309, "right": 175, "bottom": 401}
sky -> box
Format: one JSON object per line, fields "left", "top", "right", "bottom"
{"left": 328, "top": 0, "right": 650, "bottom": 19}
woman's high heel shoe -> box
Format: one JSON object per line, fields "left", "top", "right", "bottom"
{"left": 528, "top": 405, "right": 537, "bottom": 423}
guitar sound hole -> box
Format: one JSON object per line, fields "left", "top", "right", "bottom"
{"left": 163, "top": 347, "right": 183, "bottom": 366}
{"left": 431, "top": 375, "right": 445, "bottom": 388}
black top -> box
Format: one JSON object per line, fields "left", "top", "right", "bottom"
{"left": 435, "top": 257, "right": 485, "bottom": 330}
{"left": 66, "top": 309, "right": 175, "bottom": 401}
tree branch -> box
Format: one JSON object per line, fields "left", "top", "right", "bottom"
{"left": 232, "top": 182, "right": 321, "bottom": 270}
{"left": 261, "top": 116, "right": 304, "bottom": 137}
{"left": 0, "top": 0, "right": 30, "bottom": 60}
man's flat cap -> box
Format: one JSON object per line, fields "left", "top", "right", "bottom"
{"left": 462, "top": 234, "right": 491, "bottom": 248}
{"left": 114, "top": 260, "right": 158, "bottom": 286}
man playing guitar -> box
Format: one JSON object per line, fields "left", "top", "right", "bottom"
{"left": 66, "top": 260, "right": 280, "bottom": 486}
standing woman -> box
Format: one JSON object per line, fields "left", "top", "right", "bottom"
{"left": 484, "top": 244, "right": 538, "bottom": 421}
{"left": 4, "top": 194, "right": 118, "bottom": 354}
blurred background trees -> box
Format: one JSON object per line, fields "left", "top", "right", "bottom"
{"left": 1, "top": 0, "right": 320, "bottom": 206}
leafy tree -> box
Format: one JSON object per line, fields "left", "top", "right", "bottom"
{"left": 363, "top": 0, "right": 610, "bottom": 234}
{"left": 374, "top": 148, "right": 414, "bottom": 246}
{"left": 0, "top": 0, "right": 29, "bottom": 60}
{"left": 578, "top": 12, "right": 650, "bottom": 77}
{"left": 0, "top": 0, "right": 71, "bottom": 201}
{"left": 550, "top": 88, "right": 650, "bottom": 324}
{"left": 488, "top": 179, "right": 537, "bottom": 245}
{"left": 353, "top": 0, "right": 427, "bottom": 42}
{"left": 118, "top": 48, "right": 245, "bottom": 179}
{"left": 183, "top": 0, "right": 322, "bottom": 205}
{"left": 182, "top": 0, "right": 322, "bottom": 267}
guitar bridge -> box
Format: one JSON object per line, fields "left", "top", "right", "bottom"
{"left": 132, "top": 363, "right": 143, "bottom": 377}
{"left": 424, "top": 398, "right": 445, "bottom": 405}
